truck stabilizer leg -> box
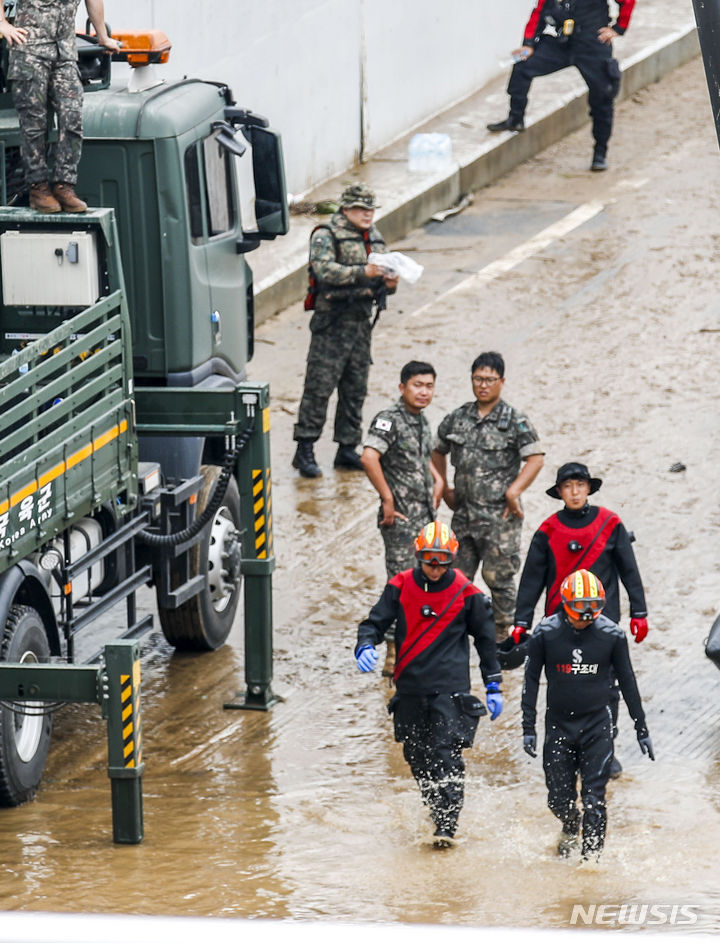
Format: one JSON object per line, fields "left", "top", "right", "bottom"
{"left": 224, "top": 389, "right": 280, "bottom": 711}
{"left": 224, "top": 566, "right": 280, "bottom": 711}
{"left": 105, "top": 641, "right": 144, "bottom": 843}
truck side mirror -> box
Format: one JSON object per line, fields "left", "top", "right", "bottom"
{"left": 244, "top": 125, "right": 289, "bottom": 241}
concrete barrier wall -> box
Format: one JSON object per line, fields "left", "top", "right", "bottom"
{"left": 88, "top": 0, "right": 531, "bottom": 194}
{"left": 361, "top": 0, "right": 524, "bottom": 155}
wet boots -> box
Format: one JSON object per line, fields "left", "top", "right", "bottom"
{"left": 590, "top": 147, "right": 608, "bottom": 172}
{"left": 433, "top": 827, "right": 456, "bottom": 849}
{"left": 292, "top": 441, "right": 363, "bottom": 476}
{"left": 557, "top": 829, "right": 580, "bottom": 857}
{"left": 292, "top": 439, "right": 322, "bottom": 478}
{"left": 334, "top": 444, "right": 363, "bottom": 470}
{"left": 557, "top": 808, "right": 581, "bottom": 857}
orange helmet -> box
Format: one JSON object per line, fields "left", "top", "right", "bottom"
{"left": 560, "top": 569, "right": 606, "bottom": 622}
{"left": 414, "top": 521, "right": 458, "bottom": 565}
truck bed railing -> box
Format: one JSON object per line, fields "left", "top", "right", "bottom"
{"left": 0, "top": 291, "right": 137, "bottom": 574}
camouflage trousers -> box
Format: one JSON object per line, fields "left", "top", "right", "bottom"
{"left": 453, "top": 508, "right": 522, "bottom": 636}
{"left": 380, "top": 506, "right": 433, "bottom": 644}
{"left": 294, "top": 311, "right": 372, "bottom": 446}
{"left": 11, "top": 57, "right": 83, "bottom": 186}
{"left": 380, "top": 506, "right": 433, "bottom": 580}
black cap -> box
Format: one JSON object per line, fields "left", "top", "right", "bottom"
{"left": 546, "top": 462, "right": 603, "bottom": 499}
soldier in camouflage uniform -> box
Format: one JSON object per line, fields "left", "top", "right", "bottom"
{"left": 292, "top": 183, "right": 398, "bottom": 478}
{"left": 432, "top": 351, "right": 544, "bottom": 639}
{"left": 361, "top": 361, "right": 443, "bottom": 675}
{"left": 0, "top": 0, "right": 119, "bottom": 213}
{"left": 362, "top": 361, "right": 442, "bottom": 576}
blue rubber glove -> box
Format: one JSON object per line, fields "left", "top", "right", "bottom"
{"left": 523, "top": 734, "right": 537, "bottom": 757}
{"left": 486, "top": 681, "right": 503, "bottom": 720}
{"left": 356, "top": 645, "right": 379, "bottom": 672}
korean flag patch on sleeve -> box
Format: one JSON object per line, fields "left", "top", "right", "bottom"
{"left": 375, "top": 417, "right": 393, "bottom": 432}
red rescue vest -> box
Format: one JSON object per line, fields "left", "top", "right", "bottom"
{"left": 540, "top": 507, "right": 620, "bottom": 615}
{"left": 391, "top": 570, "right": 475, "bottom": 682}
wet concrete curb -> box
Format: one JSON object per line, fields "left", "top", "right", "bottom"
{"left": 255, "top": 24, "right": 699, "bottom": 324}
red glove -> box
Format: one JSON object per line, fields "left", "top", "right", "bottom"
{"left": 630, "top": 617, "right": 648, "bottom": 643}
{"left": 511, "top": 625, "right": 528, "bottom": 645}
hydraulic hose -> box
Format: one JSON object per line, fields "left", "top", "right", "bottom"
{"left": 139, "top": 415, "right": 255, "bottom": 547}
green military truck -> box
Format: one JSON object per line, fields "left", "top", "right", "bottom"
{"left": 0, "top": 25, "right": 288, "bottom": 807}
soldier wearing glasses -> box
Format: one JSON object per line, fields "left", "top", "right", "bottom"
{"left": 432, "top": 352, "right": 544, "bottom": 639}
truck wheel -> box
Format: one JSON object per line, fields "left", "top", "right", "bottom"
{"left": 0, "top": 606, "right": 53, "bottom": 806}
{"left": 159, "top": 465, "right": 243, "bottom": 651}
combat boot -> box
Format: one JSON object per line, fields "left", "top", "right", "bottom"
{"left": 557, "top": 829, "right": 580, "bottom": 857}
{"left": 292, "top": 439, "right": 322, "bottom": 478}
{"left": 334, "top": 444, "right": 363, "bottom": 470}
{"left": 557, "top": 808, "right": 581, "bottom": 856}
{"left": 487, "top": 116, "right": 525, "bottom": 133}
{"left": 52, "top": 183, "right": 88, "bottom": 213}
{"left": 581, "top": 837, "right": 603, "bottom": 863}
{"left": 432, "top": 828, "right": 456, "bottom": 849}
{"left": 29, "top": 182, "right": 61, "bottom": 214}
{"left": 590, "top": 148, "right": 608, "bottom": 172}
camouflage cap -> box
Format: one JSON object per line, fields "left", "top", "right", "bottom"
{"left": 339, "top": 183, "right": 379, "bottom": 209}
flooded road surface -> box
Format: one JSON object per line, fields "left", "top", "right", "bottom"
{"left": 2, "top": 56, "right": 720, "bottom": 932}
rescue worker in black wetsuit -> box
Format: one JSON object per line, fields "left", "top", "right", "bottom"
{"left": 506, "top": 462, "right": 649, "bottom": 777}
{"left": 521, "top": 569, "right": 654, "bottom": 860}
{"left": 487, "top": 0, "right": 636, "bottom": 171}
{"left": 355, "top": 520, "right": 503, "bottom": 847}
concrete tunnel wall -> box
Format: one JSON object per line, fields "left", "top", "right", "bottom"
{"left": 85, "top": 0, "right": 532, "bottom": 196}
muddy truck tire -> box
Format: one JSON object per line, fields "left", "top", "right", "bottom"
{"left": 0, "top": 606, "right": 53, "bottom": 806}
{"left": 158, "top": 465, "right": 243, "bottom": 651}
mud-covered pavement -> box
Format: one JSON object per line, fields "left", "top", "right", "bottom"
{"left": 2, "top": 56, "right": 720, "bottom": 931}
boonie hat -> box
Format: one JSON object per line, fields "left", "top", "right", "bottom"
{"left": 339, "top": 183, "right": 379, "bottom": 209}
{"left": 546, "top": 461, "right": 603, "bottom": 499}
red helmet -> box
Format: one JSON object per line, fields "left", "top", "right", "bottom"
{"left": 414, "top": 521, "right": 458, "bottom": 565}
{"left": 560, "top": 569, "right": 606, "bottom": 622}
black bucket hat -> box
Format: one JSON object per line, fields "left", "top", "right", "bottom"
{"left": 546, "top": 462, "right": 603, "bottom": 499}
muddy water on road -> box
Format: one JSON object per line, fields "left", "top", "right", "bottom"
{"left": 2, "top": 57, "right": 720, "bottom": 930}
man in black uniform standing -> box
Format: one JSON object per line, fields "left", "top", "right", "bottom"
{"left": 487, "top": 0, "right": 635, "bottom": 171}
{"left": 355, "top": 521, "right": 503, "bottom": 846}
{"left": 521, "top": 569, "right": 653, "bottom": 860}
